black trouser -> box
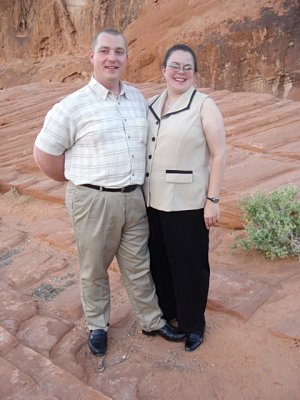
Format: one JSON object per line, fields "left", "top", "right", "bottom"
{"left": 147, "top": 207, "right": 209, "bottom": 334}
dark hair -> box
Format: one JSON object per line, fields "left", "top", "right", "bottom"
{"left": 162, "top": 44, "right": 198, "bottom": 72}
{"left": 91, "top": 29, "right": 128, "bottom": 52}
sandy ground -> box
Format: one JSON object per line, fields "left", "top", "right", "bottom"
{"left": 0, "top": 188, "right": 299, "bottom": 400}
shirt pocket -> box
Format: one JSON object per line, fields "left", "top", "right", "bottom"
{"left": 126, "top": 117, "right": 148, "bottom": 144}
{"left": 165, "top": 170, "right": 193, "bottom": 183}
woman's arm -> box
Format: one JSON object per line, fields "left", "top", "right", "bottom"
{"left": 201, "top": 97, "right": 226, "bottom": 229}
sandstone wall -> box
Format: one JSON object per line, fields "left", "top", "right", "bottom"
{"left": 1, "top": 0, "right": 76, "bottom": 61}
{"left": 0, "top": 0, "right": 144, "bottom": 61}
{"left": 125, "top": 0, "right": 300, "bottom": 100}
{"left": 0, "top": 0, "right": 299, "bottom": 99}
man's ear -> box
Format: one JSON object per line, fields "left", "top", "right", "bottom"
{"left": 88, "top": 50, "right": 94, "bottom": 64}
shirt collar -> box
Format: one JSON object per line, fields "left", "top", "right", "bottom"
{"left": 149, "top": 85, "right": 197, "bottom": 120}
{"left": 88, "top": 76, "right": 129, "bottom": 100}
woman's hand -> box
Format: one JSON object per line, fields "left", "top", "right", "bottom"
{"left": 204, "top": 201, "right": 220, "bottom": 230}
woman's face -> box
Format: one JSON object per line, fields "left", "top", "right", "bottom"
{"left": 162, "top": 50, "right": 195, "bottom": 95}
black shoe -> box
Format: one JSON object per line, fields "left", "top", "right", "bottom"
{"left": 88, "top": 329, "right": 107, "bottom": 356}
{"left": 142, "top": 323, "right": 186, "bottom": 342}
{"left": 185, "top": 333, "right": 203, "bottom": 352}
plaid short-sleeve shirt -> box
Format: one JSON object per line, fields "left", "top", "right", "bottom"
{"left": 35, "top": 77, "right": 148, "bottom": 187}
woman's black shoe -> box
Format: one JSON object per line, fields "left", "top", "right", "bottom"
{"left": 142, "top": 323, "right": 185, "bottom": 342}
{"left": 185, "top": 333, "right": 203, "bottom": 351}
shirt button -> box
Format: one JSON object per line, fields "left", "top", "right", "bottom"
{"left": 132, "top": 155, "right": 134, "bottom": 158}
{"left": 132, "top": 173, "right": 135, "bottom": 176}
{"left": 128, "top": 135, "right": 131, "bottom": 138}
{"left": 152, "top": 137, "right": 155, "bottom": 141}
{"left": 148, "top": 155, "right": 152, "bottom": 159}
{"left": 146, "top": 173, "right": 149, "bottom": 177}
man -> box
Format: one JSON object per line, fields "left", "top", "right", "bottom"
{"left": 33, "top": 29, "right": 184, "bottom": 356}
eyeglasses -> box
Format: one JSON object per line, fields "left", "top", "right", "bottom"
{"left": 166, "top": 63, "right": 194, "bottom": 73}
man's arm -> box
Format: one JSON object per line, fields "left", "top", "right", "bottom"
{"left": 33, "top": 145, "right": 67, "bottom": 182}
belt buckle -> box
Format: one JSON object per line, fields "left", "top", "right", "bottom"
{"left": 120, "top": 187, "right": 126, "bottom": 193}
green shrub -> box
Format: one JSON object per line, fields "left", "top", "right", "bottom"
{"left": 234, "top": 185, "right": 300, "bottom": 260}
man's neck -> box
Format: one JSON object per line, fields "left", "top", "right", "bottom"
{"left": 109, "top": 86, "right": 121, "bottom": 96}
{"left": 95, "top": 76, "right": 121, "bottom": 96}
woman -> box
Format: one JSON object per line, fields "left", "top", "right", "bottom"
{"left": 144, "top": 44, "right": 226, "bottom": 351}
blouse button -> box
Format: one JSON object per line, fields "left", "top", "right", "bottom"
{"left": 152, "top": 137, "right": 155, "bottom": 142}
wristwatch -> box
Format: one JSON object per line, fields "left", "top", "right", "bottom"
{"left": 207, "top": 196, "right": 219, "bottom": 203}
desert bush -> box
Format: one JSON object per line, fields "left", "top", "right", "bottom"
{"left": 234, "top": 185, "right": 300, "bottom": 260}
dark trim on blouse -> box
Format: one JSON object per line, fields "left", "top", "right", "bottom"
{"left": 149, "top": 89, "right": 197, "bottom": 123}
{"left": 166, "top": 170, "right": 193, "bottom": 174}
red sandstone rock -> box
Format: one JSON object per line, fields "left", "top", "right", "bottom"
{"left": 0, "top": 2, "right": 300, "bottom": 397}
{"left": 0, "top": 1, "right": 299, "bottom": 99}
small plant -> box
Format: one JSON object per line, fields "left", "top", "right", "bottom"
{"left": 234, "top": 185, "right": 300, "bottom": 260}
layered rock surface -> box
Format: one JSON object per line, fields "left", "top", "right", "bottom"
{"left": 0, "top": 80, "right": 299, "bottom": 399}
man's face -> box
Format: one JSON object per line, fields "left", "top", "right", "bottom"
{"left": 89, "top": 32, "right": 128, "bottom": 88}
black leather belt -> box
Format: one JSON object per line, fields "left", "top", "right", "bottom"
{"left": 82, "top": 184, "right": 137, "bottom": 193}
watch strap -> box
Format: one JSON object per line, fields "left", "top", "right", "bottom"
{"left": 207, "top": 196, "right": 219, "bottom": 203}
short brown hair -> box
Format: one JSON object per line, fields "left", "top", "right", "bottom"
{"left": 91, "top": 29, "right": 128, "bottom": 52}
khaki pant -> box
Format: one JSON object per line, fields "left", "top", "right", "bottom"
{"left": 66, "top": 182, "right": 164, "bottom": 331}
